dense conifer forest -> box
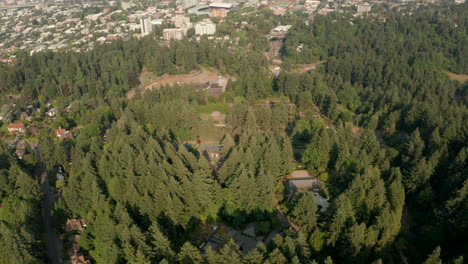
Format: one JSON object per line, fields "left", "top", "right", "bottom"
{"left": 0, "top": 3, "right": 466, "bottom": 264}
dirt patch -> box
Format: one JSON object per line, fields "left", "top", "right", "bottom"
{"left": 127, "top": 67, "right": 224, "bottom": 99}
{"left": 200, "top": 112, "right": 226, "bottom": 123}
{"left": 292, "top": 61, "right": 327, "bottom": 74}
{"left": 351, "top": 125, "right": 361, "bottom": 135}
{"left": 446, "top": 72, "right": 468, "bottom": 83}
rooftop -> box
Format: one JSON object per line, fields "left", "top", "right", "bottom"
{"left": 209, "top": 3, "right": 233, "bottom": 9}
{"left": 8, "top": 122, "right": 24, "bottom": 129}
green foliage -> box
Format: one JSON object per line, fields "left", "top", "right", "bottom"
{"left": 196, "top": 103, "right": 231, "bottom": 114}
{"left": 423, "top": 246, "right": 442, "bottom": 264}
{"left": 0, "top": 4, "right": 466, "bottom": 264}
{"left": 0, "top": 144, "right": 45, "bottom": 263}
{"left": 291, "top": 193, "right": 318, "bottom": 233}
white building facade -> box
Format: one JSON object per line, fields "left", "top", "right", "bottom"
{"left": 140, "top": 16, "right": 153, "bottom": 35}
{"left": 195, "top": 19, "right": 216, "bottom": 36}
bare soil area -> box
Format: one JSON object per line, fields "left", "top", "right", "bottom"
{"left": 446, "top": 72, "right": 468, "bottom": 83}
{"left": 292, "top": 61, "right": 327, "bottom": 74}
{"left": 127, "top": 67, "right": 222, "bottom": 99}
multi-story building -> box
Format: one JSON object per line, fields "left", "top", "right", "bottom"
{"left": 209, "top": 3, "right": 232, "bottom": 18}
{"left": 163, "top": 28, "right": 185, "bottom": 40}
{"left": 140, "top": 16, "right": 152, "bottom": 35}
{"left": 195, "top": 19, "right": 216, "bottom": 36}
{"left": 357, "top": 3, "right": 371, "bottom": 13}
{"left": 177, "top": 0, "right": 200, "bottom": 6}
{"left": 211, "top": 8, "right": 228, "bottom": 18}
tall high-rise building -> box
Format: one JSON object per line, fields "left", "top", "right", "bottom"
{"left": 140, "top": 17, "right": 153, "bottom": 36}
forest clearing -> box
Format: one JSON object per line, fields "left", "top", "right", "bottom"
{"left": 198, "top": 111, "right": 227, "bottom": 142}
{"left": 127, "top": 67, "right": 225, "bottom": 98}
{"left": 446, "top": 72, "right": 468, "bottom": 83}
{"left": 292, "top": 61, "right": 327, "bottom": 74}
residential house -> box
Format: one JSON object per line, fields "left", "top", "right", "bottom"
{"left": 286, "top": 170, "right": 329, "bottom": 211}
{"left": 56, "top": 166, "right": 65, "bottom": 181}
{"left": 286, "top": 170, "right": 320, "bottom": 192}
{"left": 66, "top": 219, "right": 90, "bottom": 264}
{"left": 7, "top": 122, "right": 25, "bottom": 133}
{"left": 20, "top": 112, "right": 32, "bottom": 121}
{"left": 65, "top": 218, "right": 86, "bottom": 233}
{"left": 46, "top": 107, "right": 58, "bottom": 117}
{"left": 70, "top": 250, "right": 90, "bottom": 264}
{"left": 15, "top": 148, "right": 26, "bottom": 159}
{"left": 55, "top": 128, "right": 72, "bottom": 139}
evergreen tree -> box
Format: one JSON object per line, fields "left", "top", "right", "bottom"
{"left": 291, "top": 193, "right": 318, "bottom": 233}
{"left": 423, "top": 246, "right": 442, "bottom": 264}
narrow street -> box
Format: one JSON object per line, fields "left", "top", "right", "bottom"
{"left": 35, "top": 146, "right": 62, "bottom": 264}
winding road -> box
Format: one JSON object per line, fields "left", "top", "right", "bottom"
{"left": 35, "top": 146, "right": 62, "bottom": 264}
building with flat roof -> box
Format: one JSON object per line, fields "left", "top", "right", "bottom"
{"left": 195, "top": 18, "right": 216, "bottom": 36}
{"left": 208, "top": 2, "right": 233, "bottom": 18}
{"left": 272, "top": 25, "right": 292, "bottom": 33}
{"left": 177, "top": 0, "right": 200, "bottom": 6}
{"left": 163, "top": 28, "right": 186, "bottom": 40}
{"left": 357, "top": 3, "right": 371, "bottom": 13}
{"left": 209, "top": 3, "right": 233, "bottom": 9}
{"left": 140, "top": 16, "right": 152, "bottom": 35}
{"left": 151, "top": 19, "right": 164, "bottom": 26}
{"left": 211, "top": 8, "right": 228, "bottom": 18}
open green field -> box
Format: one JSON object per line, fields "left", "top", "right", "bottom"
{"left": 197, "top": 115, "right": 226, "bottom": 143}
{"left": 196, "top": 103, "right": 231, "bottom": 114}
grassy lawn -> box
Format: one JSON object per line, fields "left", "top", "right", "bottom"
{"left": 197, "top": 118, "right": 226, "bottom": 143}
{"left": 196, "top": 103, "right": 230, "bottom": 114}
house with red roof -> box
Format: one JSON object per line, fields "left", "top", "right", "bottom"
{"left": 7, "top": 122, "right": 25, "bottom": 133}
{"left": 55, "top": 128, "right": 72, "bottom": 139}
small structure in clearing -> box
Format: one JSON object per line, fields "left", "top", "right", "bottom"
{"left": 285, "top": 170, "right": 330, "bottom": 211}
{"left": 200, "top": 144, "right": 223, "bottom": 162}
{"left": 286, "top": 170, "right": 320, "bottom": 192}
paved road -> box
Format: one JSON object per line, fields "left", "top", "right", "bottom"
{"left": 35, "top": 146, "right": 62, "bottom": 264}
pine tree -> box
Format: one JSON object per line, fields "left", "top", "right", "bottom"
{"left": 292, "top": 193, "right": 318, "bottom": 233}
{"left": 204, "top": 247, "right": 221, "bottom": 264}
{"left": 218, "top": 240, "right": 242, "bottom": 264}
{"left": 244, "top": 244, "right": 267, "bottom": 264}
{"left": 255, "top": 167, "right": 276, "bottom": 212}
{"left": 178, "top": 242, "right": 203, "bottom": 264}
{"left": 267, "top": 248, "right": 287, "bottom": 264}
{"left": 327, "top": 194, "right": 355, "bottom": 246}
{"left": 423, "top": 246, "right": 442, "bottom": 264}
{"left": 323, "top": 256, "right": 334, "bottom": 264}
{"left": 309, "top": 229, "right": 325, "bottom": 253}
